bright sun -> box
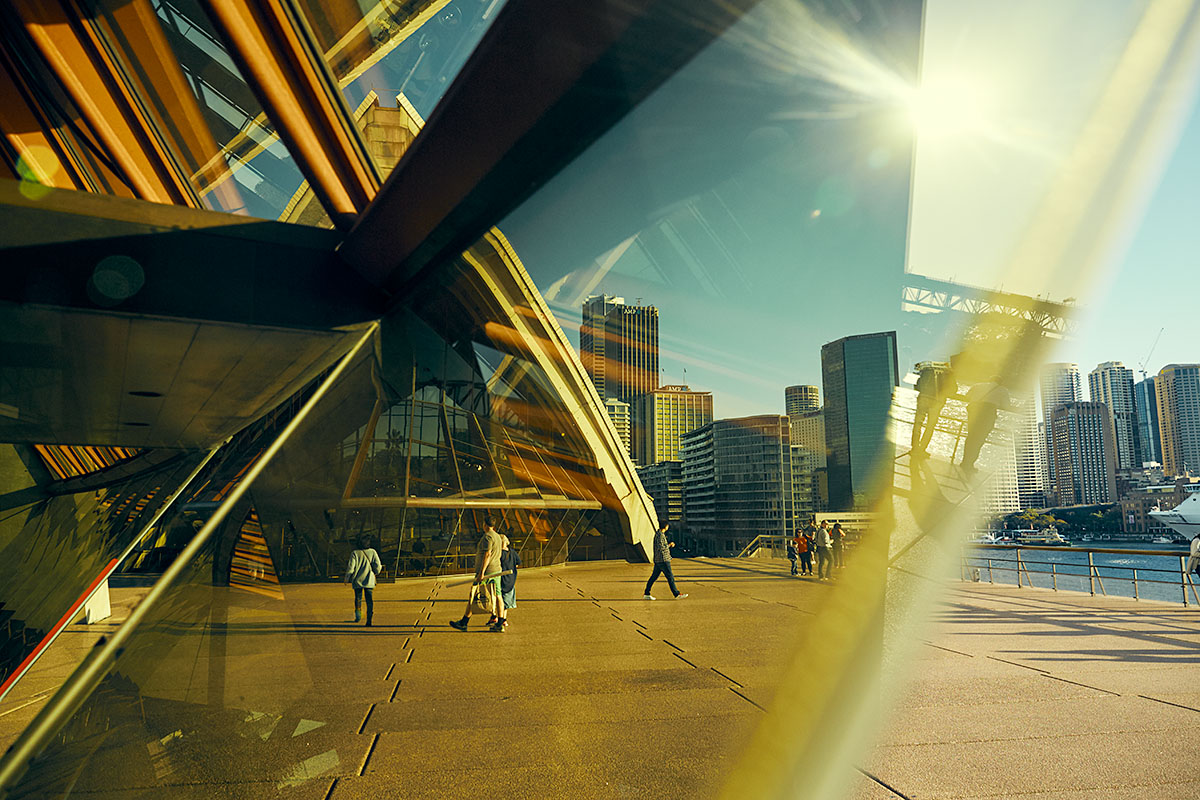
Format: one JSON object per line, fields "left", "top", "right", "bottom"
{"left": 906, "top": 77, "right": 991, "bottom": 140}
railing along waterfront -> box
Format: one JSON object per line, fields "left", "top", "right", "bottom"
{"left": 962, "top": 544, "right": 1200, "bottom": 607}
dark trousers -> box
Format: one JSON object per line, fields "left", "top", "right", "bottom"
{"left": 645, "top": 561, "right": 680, "bottom": 596}
{"left": 832, "top": 542, "right": 844, "bottom": 568}
{"left": 799, "top": 552, "right": 812, "bottom": 574}
{"left": 816, "top": 547, "right": 832, "bottom": 579}
{"left": 353, "top": 586, "right": 373, "bottom": 622}
{"left": 789, "top": 556, "right": 798, "bottom": 575}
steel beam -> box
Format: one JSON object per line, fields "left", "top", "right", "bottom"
{"left": 339, "top": 0, "right": 760, "bottom": 298}
{"left": 206, "top": 0, "right": 381, "bottom": 226}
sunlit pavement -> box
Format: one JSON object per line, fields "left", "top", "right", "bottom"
{"left": 4, "top": 561, "right": 1199, "bottom": 798}
{"left": 866, "top": 582, "right": 1200, "bottom": 799}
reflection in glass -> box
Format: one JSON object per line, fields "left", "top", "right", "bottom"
{"left": 86, "top": 0, "right": 310, "bottom": 219}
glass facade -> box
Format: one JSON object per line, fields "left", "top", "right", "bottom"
{"left": 822, "top": 332, "right": 899, "bottom": 510}
{"left": 4, "top": 0, "right": 1189, "bottom": 797}
{"left": 82, "top": 0, "right": 312, "bottom": 218}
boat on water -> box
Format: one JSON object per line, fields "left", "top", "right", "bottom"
{"left": 967, "top": 530, "right": 1002, "bottom": 544}
{"left": 1011, "top": 527, "right": 1070, "bottom": 546}
{"left": 1149, "top": 493, "right": 1200, "bottom": 539}
{"left": 1151, "top": 535, "right": 1176, "bottom": 544}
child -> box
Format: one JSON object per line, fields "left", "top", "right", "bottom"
{"left": 786, "top": 537, "right": 798, "bottom": 576}
{"left": 799, "top": 529, "right": 813, "bottom": 576}
{"left": 496, "top": 534, "right": 520, "bottom": 630}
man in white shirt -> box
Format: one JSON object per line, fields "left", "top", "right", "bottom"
{"left": 450, "top": 516, "right": 505, "bottom": 632}
{"left": 345, "top": 536, "right": 382, "bottom": 626}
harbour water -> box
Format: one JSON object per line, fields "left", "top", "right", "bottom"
{"left": 964, "top": 542, "right": 1198, "bottom": 605}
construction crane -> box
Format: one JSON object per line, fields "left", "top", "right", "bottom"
{"left": 1137, "top": 326, "right": 1165, "bottom": 379}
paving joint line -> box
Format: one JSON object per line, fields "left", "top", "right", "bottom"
{"left": 729, "top": 686, "right": 765, "bottom": 711}
{"left": 710, "top": 667, "right": 743, "bottom": 688}
{"left": 986, "top": 655, "right": 1047, "bottom": 673}
{"left": 389, "top": 678, "right": 402, "bottom": 702}
{"left": 662, "top": 639, "right": 684, "bottom": 652}
{"left": 1041, "top": 673, "right": 1119, "bottom": 696}
{"left": 359, "top": 732, "right": 380, "bottom": 775}
{"left": 383, "top": 663, "right": 395, "bottom": 680}
{"left": 636, "top": 629, "right": 653, "bottom": 641}
{"left": 611, "top": 613, "right": 624, "bottom": 621}
{"left": 856, "top": 767, "right": 914, "bottom": 800}
{"left": 1139, "top": 694, "right": 1200, "bottom": 713}
{"left": 631, "top": 620, "right": 647, "bottom": 629}
{"left": 672, "top": 652, "right": 698, "bottom": 668}
{"left": 358, "top": 703, "right": 376, "bottom": 734}
{"left": 323, "top": 777, "right": 339, "bottom": 800}
{"left": 406, "top": 650, "right": 414, "bottom": 663}
{"left": 922, "top": 641, "right": 975, "bottom": 657}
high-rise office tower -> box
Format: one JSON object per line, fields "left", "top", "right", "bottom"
{"left": 604, "top": 397, "right": 632, "bottom": 459}
{"left": 1051, "top": 401, "right": 1118, "bottom": 504}
{"left": 784, "top": 385, "right": 820, "bottom": 416}
{"left": 580, "top": 295, "right": 659, "bottom": 403}
{"left": 681, "top": 416, "right": 794, "bottom": 554}
{"left": 1040, "top": 362, "right": 1081, "bottom": 500}
{"left": 821, "top": 331, "right": 899, "bottom": 511}
{"left": 1134, "top": 376, "right": 1161, "bottom": 465}
{"left": 791, "top": 445, "right": 821, "bottom": 518}
{"left": 789, "top": 411, "right": 826, "bottom": 469}
{"left": 1155, "top": 364, "right": 1200, "bottom": 476}
{"left": 1012, "top": 387, "right": 1044, "bottom": 509}
{"left": 632, "top": 385, "right": 713, "bottom": 466}
{"left": 637, "top": 461, "right": 684, "bottom": 526}
{"left": 1088, "top": 361, "right": 1138, "bottom": 469}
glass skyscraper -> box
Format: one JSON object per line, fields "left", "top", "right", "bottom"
{"left": 1135, "top": 376, "right": 1162, "bottom": 465}
{"left": 821, "top": 332, "right": 899, "bottom": 511}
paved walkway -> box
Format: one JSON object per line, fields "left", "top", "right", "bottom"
{"left": 2, "top": 559, "right": 1198, "bottom": 798}
{"left": 865, "top": 581, "right": 1200, "bottom": 799}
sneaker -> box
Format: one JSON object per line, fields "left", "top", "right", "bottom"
{"left": 449, "top": 618, "right": 468, "bottom": 631}
{"left": 365, "top": 619, "right": 372, "bottom": 627}
{"left": 488, "top": 622, "right": 505, "bottom": 633}
{"left": 643, "top": 594, "right": 656, "bottom": 600}
{"left": 486, "top": 615, "right": 498, "bottom": 626}
{"left": 674, "top": 593, "right": 688, "bottom": 599}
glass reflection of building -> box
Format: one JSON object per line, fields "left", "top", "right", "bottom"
{"left": 821, "top": 332, "right": 899, "bottom": 511}
{"left": 0, "top": 0, "right": 933, "bottom": 796}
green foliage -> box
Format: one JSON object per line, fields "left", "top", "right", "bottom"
{"left": 1000, "top": 504, "right": 1121, "bottom": 533}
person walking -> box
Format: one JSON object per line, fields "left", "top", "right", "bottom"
{"left": 961, "top": 377, "right": 1012, "bottom": 476}
{"left": 910, "top": 362, "right": 954, "bottom": 459}
{"left": 797, "top": 529, "right": 813, "bottom": 576}
{"left": 814, "top": 520, "right": 833, "bottom": 580}
{"left": 643, "top": 523, "right": 687, "bottom": 600}
{"left": 450, "top": 515, "right": 505, "bottom": 632}
{"left": 831, "top": 522, "right": 846, "bottom": 569}
{"left": 496, "top": 534, "right": 520, "bottom": 630}
{"left": 345, "top": 536, "right": 382, "bottom": 626}
{"left": 787, "top": 536, "right": 799, "bottom": 576}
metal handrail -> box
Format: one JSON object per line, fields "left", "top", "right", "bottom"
{"left": 962, "top": 544, "right": 1200, "bottom": 607}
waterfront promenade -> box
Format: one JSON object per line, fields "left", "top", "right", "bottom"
{"left": 1, "top": 558, "right": 1197, "bottom": 798}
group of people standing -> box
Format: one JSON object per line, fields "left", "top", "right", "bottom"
{"left": 342, "top": 515, "right": 521, "bottom": 632}
{"left": 787, "top": 520, "right": 846, "bottom": 580}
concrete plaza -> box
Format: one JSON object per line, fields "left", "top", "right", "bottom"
{"left": 2, "top": 558, "right": 1198, "bottom": 798}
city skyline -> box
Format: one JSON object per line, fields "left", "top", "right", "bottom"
{"left": 520, "top": 0, "right": 1200, "bottom": 421}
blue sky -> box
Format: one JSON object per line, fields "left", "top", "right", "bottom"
{"left": 491, "top": 0, "right": 1200, "bottom": 417}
